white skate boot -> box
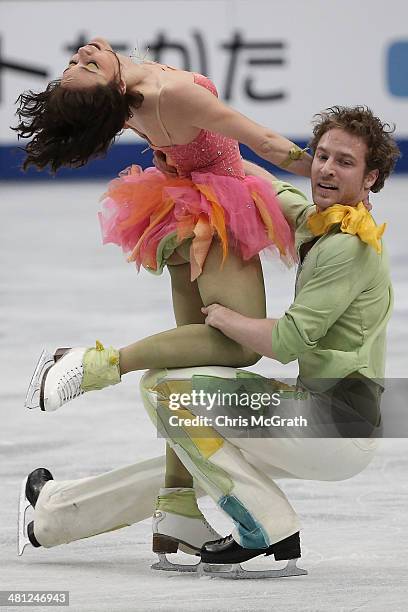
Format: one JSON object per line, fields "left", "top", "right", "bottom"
{"left": 151, "top": 488, "right": 221, "bottom": 573}
{"left": 25, "top": 342, "right": 120, "bottom": 411}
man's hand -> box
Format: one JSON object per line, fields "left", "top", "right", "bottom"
{"left": 201, "top": 304, "right": 230, "bottom": 331}
{"left": 153, "top": 151, "right": 178, "bottom": 176}
{"left": 202, "top": 304, "right": 277, "bottom": 359}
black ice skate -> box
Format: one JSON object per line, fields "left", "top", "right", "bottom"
{"left": 17, "top": 468, "right": 54, "bottom": 556}
{"left": 199, "top": 532, "right": 307, "bottom": 579}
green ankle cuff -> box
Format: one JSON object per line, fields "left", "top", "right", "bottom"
{"left": 156, "top": 489, "right": 203, "bottom": 519}
{"left": 81, "top": 341, "right": 121, "bottom": 392}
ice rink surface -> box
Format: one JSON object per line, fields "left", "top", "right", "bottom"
{"left": 1, "top": 177, "right": 407, "bottom": 611}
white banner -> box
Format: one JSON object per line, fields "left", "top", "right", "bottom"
{"left": 1, "top": 0, "right": 408, "bottom": 143}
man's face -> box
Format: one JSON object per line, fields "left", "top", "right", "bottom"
{"left": 311, "top": 128, "right": 378, "bottom": 211}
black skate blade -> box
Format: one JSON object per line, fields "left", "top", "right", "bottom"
{"left": 151, "top": 553, "right": 201, "bottom": 573}
{"left": 201, "top": 558, "right": 308, "bottom": 579}
{"left": 17, "top": 477, "right": 31, "bottom": 556}
{"left": 24, "top": 350, "right": 54, "bottom": 410}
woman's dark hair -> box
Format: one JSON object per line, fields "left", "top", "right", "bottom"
{"left": 309, "top": 106, "right": 401, "bottom": 192}
{"left": 13, "top": 78, "right": 143, "bottom": 172}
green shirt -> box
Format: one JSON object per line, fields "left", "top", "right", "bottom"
{"left": 271, "top": 181, "right": 393, "bottom": 391}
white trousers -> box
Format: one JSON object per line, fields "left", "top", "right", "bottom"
{"left": 33, "top": 399, "right": 379, "bottom": 548}
{"left": 34, "top": 367, "right": 379, "bottom": 548}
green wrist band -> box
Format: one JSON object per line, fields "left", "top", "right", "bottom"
{"left": 281, "top": 145, "right": 309, "bottom": 169}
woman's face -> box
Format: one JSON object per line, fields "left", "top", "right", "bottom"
{"left": 61, "top": 37, "right": 122, "bottom": 89}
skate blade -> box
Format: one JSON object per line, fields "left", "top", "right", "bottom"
{"left": 201, "top": 558, "right": 308, "bottom": 580}
{"left": 24, "top": 350, "right": 54, "bottom": 410}
{"left": 151, "top": 553, "right": 201, "bottom": 573}
{"left": 17, "top": 477, "right": 31, "bottom": 556}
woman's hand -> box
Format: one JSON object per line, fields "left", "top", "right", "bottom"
{"left": 153, "top": 151, "right": 178, "bottom": 176}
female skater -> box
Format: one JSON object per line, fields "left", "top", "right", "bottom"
{"left": 16, "top": 37, "right": 311, "bottom": 557}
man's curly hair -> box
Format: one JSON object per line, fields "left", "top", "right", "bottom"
{"left": 13, "top": 79, "right": 143, "bottom": 173}
{"left": 309, "top": 106, "right": 400, "bottom": 192}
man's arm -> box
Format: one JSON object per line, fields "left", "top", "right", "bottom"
{"left": 202, "top": 235, "right": 377, "bottom": 363}
{"left": 270, "top": 236, "right": 374, "bottom": 363}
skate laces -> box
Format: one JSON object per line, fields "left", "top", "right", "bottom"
{"left": 57, "top": 365, "right": 84, "bottom": 404}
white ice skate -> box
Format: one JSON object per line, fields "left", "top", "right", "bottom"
{"left": 25, "top": 348, "right": 86, "bottom": 411}
{"left": 151, "top": 510, "right": 221, "bottom": 573}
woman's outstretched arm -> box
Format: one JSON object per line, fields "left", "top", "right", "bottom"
{"left": 160, "top": 81, "right": 312, "bottom": 177}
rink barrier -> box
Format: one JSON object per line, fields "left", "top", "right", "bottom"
{"left": 1, "top": 140, "right": 407, "bottom": 180}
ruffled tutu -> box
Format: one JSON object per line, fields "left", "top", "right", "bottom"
{"left": 99, "top": 165, "right": 296, "bottom": 280}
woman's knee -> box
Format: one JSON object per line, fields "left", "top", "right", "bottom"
{"left": 237, "top": 349, "right": 262, "bottom": 367}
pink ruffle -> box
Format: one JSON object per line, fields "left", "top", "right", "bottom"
{"left": 99, "top": 166, "right": 296, "bottom": 274}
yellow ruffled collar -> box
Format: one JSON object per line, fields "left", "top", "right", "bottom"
{"left": 307, "top": 202, "right": 386, "bottom": 254}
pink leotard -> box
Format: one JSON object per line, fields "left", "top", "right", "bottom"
{"left": 99, "top": 72, "right": 295, "bottom": 280}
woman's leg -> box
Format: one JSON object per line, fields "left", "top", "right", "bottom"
{"left": 27, "top": 244, "right": 266, "bottom": 548}
{"left": 163, "top": 248, "right": 265, "bottom": 488}
{"left": 38, "top": 241, "right": 266, "bottom": 409}
{"left": 132, "top": 248, "right": 266, "bottom": 554}
{"left": 139, "top": 248, "right": 266, "bottom": 556}
{"left": 119, "top": 241, "right": 266, "bottom": 373}
{"left": 165, "top": 261, "right": 205, "bottom": 488}
{"left": 120, "top": 242, "right": 266, "bottom": 488}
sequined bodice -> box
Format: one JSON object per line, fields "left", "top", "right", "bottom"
{"left": 156, "top": 73, "right": 245, "bottom": 179}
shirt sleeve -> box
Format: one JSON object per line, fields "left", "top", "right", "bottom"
{"left": 271, "top": 234, "right": 378, "bottom": 363}
{"left": 271, "top": 180, "right": 315, "bottom": 230}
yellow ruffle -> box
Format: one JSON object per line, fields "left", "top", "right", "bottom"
{"left": 307, "top": 202, "right": 386, "bottom": 254}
